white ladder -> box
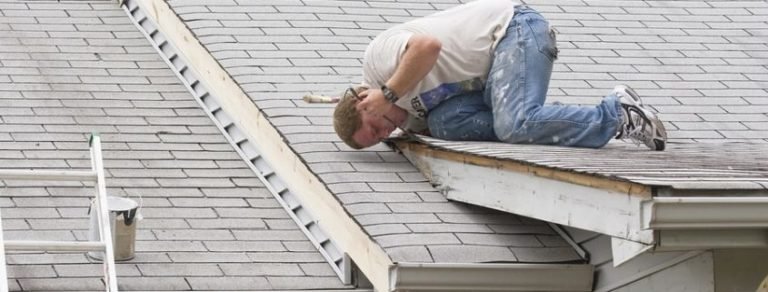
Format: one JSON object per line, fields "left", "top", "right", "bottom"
{"left": 0, "top": 134, "right": 118, "bottom": 291}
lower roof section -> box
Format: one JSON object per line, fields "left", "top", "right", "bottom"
{"left": 406, "top": 136, "right": 768, "bottom": 194}
{"left": 393, "top": 136, "right": 768, "bottom": 265}
{"left": 393, "top": 137, "right": 655, "bottom": 244}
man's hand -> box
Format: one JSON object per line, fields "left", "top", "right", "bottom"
{"left": 357, "top": 88, "right": 393, "bottom": 118}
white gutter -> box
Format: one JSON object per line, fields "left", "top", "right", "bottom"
{"left": 642, "top": 197, "right": 768, "bottom": 229}
{"left": 658, "top": 229, "right": 768, "bottom": 249}
{"left": 612, "top": 197, "right": 768, "bottom": 265}
{"left": 390, "top": 263, "right": 594, "bottom": 292}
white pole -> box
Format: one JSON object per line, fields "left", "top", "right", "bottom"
{"left": 0, "top": 211, "right": 8, "bottom": 292}
{"left": 0, "top": 170, "right": 97, "bottom": 181}
{"left": 4, "top": 241, "right": 105, "bottom": 252}
{"left": 90, "top": 134, "right": 119, "bottom": 292}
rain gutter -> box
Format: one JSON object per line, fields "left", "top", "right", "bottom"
{"left": 390, "top": 262, "right": 593, "bottom": 292}
{"left": 642, "top": 197, "right": 768, "bottom": 229}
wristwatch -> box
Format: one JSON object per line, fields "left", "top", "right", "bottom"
{"left": 381, "top": 85, "right": 399, "bottom": 104}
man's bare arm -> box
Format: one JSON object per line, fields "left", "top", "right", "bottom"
{"left": 386, "top": 34, "right": 442, "bottom": 98}
{"left": 358, "top": 35, "right": 441, "bottom": 117}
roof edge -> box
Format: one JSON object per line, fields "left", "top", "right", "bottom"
{"left": 392, "top": 138, "right": 652, "bottom": 197}
{"left": 390, "top": 262, "right": 594, "bottom": 292}
{"left": 396, "top": 138, "right": 656, "bottom": 244}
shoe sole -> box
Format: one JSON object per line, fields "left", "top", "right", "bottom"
{"left": 649, "top": 112, "right": 666, "bottom": 151}
{"left": 637, "top": 107, "right": 667, "bottom": 151}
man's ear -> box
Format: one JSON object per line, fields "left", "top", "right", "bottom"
{"left": 354, "top": 99, "right": 364, "bottom": 111}
{"left": 357, "top": 89, "right": 369, "bottom": 99}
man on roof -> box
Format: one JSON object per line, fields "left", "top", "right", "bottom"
{"left": 332, "top": 0, "right": 667, "bottom": 151}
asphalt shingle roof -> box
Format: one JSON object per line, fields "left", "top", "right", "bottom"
{"left": 0, "top": 1, "right": 349, "bottom": 290}
{"left": 1, "top": 0, "right": 766, "bottom": 290}
{"left": 531, "top": 0, "right": 768, "bottom": 142}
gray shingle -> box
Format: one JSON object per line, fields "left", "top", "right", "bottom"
{"left": 376, "top": 233, "right": 460, "bottom": 248}
{"left": 219, "top": 263, "right": 303, "bottom": 276}
{"left": 52, "top": 264, "right": 142, "bottom": 277}
{"left": 246, "top": 251, "right": 326, "bottom": 263}
{"left": 18, "top": 278, "right": 105, "bottom": 291}
{"left": 231, "top": 230, "right": 306, "bottom": 240}
{"left": 6, "top": 265, "right": 57, "bottom": 278}
{"left": 509, "top": 247, "right": 582, "bottom": 262}
{"left": 153, "top": 229, "right": 234, "bottom": 241}
{"left": 188, "top": 276, "right": 271, "bottom": 290}
{"left": 115, "top": 277, "right": 191, "bottom": 290}
{"left": 268, "top": 276, "right": 350, "bottom": 289}
{"left": 429, "top": 245, "right": 518, "bottom": 263}
{"left": 168, "top": 252, "right": 251, "bottom": 263}
{"left": 203, "top": 240, "right": 286, "bottom": 252}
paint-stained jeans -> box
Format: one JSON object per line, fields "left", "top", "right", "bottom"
{"left": 428, "top": 6, "right": 623, "bottom": 148}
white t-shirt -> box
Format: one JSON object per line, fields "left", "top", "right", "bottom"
{"left": 362, "top": 0, "right": 518, "bottom": 128}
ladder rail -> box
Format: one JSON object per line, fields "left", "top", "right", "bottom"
{"left": 4, "top": 241, "right": 106, "bottom": 252}
{"left": 0, "top": 134, "right": 119, "bottom": 292}
{"left": 0, "top": 213, "right": 7, "bottom": 292}
{"left": 0, "top": 170, "right": 97, "bottom": 182}
{"left": 90, "top": 135, "right": 119, "bottom": 292}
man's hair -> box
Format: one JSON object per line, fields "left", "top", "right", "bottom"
{"left": 333, "top": 86, "right": 367, "bottom": 149}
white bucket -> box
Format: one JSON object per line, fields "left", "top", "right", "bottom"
{"left": 87, "top": 196, "right": 141, "bottom": 261}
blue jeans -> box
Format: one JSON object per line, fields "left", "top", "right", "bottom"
{"left": 427, "top": 6, "right": 623, "bottom": 148}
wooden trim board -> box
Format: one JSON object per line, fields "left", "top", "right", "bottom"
{"left": 396, "top": 139, "right": 656, "bottom": 244}
{"left": 394, "top": 140, "right": 652, "bottom": 197}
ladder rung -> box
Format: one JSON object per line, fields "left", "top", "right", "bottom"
{"left": 0, "top": 170, "right": 97, "bottom": 182}
{"left": 5, "top": 240, "right": 105, "bottom": 252}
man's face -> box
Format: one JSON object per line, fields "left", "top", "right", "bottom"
{"left": 351, "top": 109, "right": 398, "bottom": 148}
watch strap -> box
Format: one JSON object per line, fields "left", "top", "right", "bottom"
{"left": 381, "top": 85, "right": 399, "bottom": 104}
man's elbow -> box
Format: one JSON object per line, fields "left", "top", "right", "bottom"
{"left": 411, "top": 35, "right": 442, "bottom": 56}
{"left": 421, "top": 37, "right": 442, "bottom": 55}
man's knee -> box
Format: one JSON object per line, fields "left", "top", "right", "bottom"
{"left": 427, "top": 113, "right": 457, "bottom": 140}
{"left": 429, "top": 111, "right": 497, "bottom": 141}
{"left": 493, "top": 117, "right": 529, "bottom": 143}
{"left": 494, "top": 122, "right": 516, "bottom": 142}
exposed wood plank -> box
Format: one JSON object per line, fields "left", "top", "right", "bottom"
{"left": 394, "top": 136, "right": 768, "bottom": 193}
{"left": 394, "top": 140, "right": 652, "bottom": 196}
{"left": 398, "top": 141, "right": 655, "bottom": 244}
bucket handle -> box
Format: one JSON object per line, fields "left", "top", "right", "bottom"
{"left": 119, "top": 208, "right": 138, "bottom": 226}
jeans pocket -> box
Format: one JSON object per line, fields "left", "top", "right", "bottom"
{"left": 526, "top": 17, "right": 558, "bottom": 61}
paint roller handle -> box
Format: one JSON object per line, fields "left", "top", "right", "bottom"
{"left": 303, "top": 94, "right": 340, "bottom": 104}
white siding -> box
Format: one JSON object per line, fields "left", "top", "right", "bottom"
{"left": 714, "top": 249, "right": 768, "bottom": 292}
{"left": 563, "top": 226, "right": 714, "bottom": 292}
{"left": 614, "top": 252, "right": 713, "bottom": 292}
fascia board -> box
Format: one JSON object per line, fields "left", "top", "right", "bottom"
{"left": 397, "top": 141, "right": 655, "bottom": 244}
{"left": 390, "top": 262, "right": 594, "bottom": 292}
